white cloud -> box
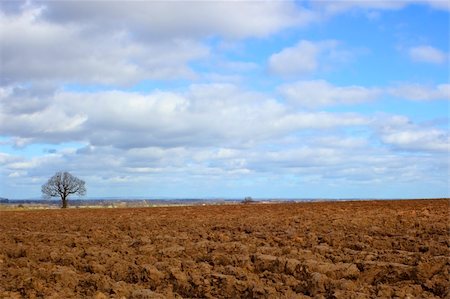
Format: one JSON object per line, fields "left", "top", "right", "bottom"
{"left": 38, "top": 1, "right": 316, "bottom": 40}
{"left": 2, "top": 125, "right": 446, "bottom": 196}
{"left": 0, "top": 2, "right": 319, "bottom": 86}
{"left": 0, "top": 8, "right": 209, "bottom": 85}
{"left": 380, "top": 127, "right": 449, "bottom": 152}
{"left": 0, "top": 153, "right": 20, "bottom": 165}
{"left": 268, "top": 40, "right": 353, "bottom": 77}
{"left": 1, "top": 110, "right": 447, "bottom": 198}
{"left": 278, "top": 81, "right": 449, "bottom": 108}
{"left": 389, "top": 83, "right": 450, "bottom": 101}
{"left": 311, "top": 0, "right": 450, "bottom": 15}
{"left": 309, "top": 136, "right": 369, "bottom": 149}
{"left": 424, "top": 0, "right": 450, "bottom": 11}
{"left": 0, "top": 83, "right": 370, "bottom": 149}
{"left": 377, "top": 116, "right": 449, "bottom": 152}
{"left": 279, "top": 80, "right": 381, "bottom": 108}
{"left": 311, "top": 0, "right": 404, "bottom": 15}
{"left": 269, "top": 40, "right": 321, "bottom": 76}
{"left": 409, "top": 45, "right": 447, "bottom": 64}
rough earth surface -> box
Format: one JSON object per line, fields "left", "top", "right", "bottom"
{"left": 0, "top": 199, "right": 449, "bottom": 298}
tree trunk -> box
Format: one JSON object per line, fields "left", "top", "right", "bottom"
{"left": 61, "top": 196, "right": 68, "bottom": 209}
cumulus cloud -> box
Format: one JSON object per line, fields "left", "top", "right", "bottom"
{"left": 278, "top": 81, "right": 449, "bottom": 108}
{"left": 0, "top": 1, "right": 318, "bottom": 86}
{"left": 377, "top": 116, "right": 449, "bottom": 152}
{"left": 269, "top": 40, "right": 321, "bottom": 76}
{"left": 1, "top": 111, "right": 447, "bottom": 198}
{"left": 424, "top": 0, "right": 450, "bottom": 11}
{"left": 279, "top": 80, "right": 381, "bottom": 108}
{"left": 268, "top": 40, "right": 354, "bottom": 77}
{"left": 409, "top": 45, "right": 447, "bottom": 64}
{"left": 0, "top": 83, "right": 369, "bottom": 149}
{"left": 311, "top": 0, "right": 404, "bottom": 15}
{"left": 0, "top": 1, "right": 322, "bottom": 89}
{"left": 389, "top": 83, "right": 450, "bottom": 101}
{"left": 381, "top": 128, "right": 449, "bottom": 152}
{"left": 2, "top": 127, "right": 446, "bottom": 197}
{"left": 0, "top": 7, "right": 209, "bottom": 85}
{"left": 311, "top": 0, "right": 450, "bottom": 15}
{"left": 37, "top": 1, "right": 316, "bottom": 40}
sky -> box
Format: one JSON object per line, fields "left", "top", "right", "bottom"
{"left": 0, "top": 0, "right": 449, "bottom": 200}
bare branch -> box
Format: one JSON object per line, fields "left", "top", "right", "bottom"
{"left": 41, "top": 172, "right": 86, "bottom": 208}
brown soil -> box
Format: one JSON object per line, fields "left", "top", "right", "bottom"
{"left": 0, "top": 199, "right": 449, "bottom": 298}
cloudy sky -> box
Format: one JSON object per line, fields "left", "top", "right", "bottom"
{"left": 0, "top": 0, "right": 448, "bottom": 199}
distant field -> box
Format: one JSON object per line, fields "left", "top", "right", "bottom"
{"left": 0, "top": 199, "right": 243, "bottom": 211}
{"left": 0, "top": 199, "right": 448, "bottom": 298}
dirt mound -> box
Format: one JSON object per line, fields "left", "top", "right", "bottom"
{"left": 0, "top": 199, "right": 448, "bottom": 298}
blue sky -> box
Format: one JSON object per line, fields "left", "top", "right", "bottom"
{"left": 0, "top": 0, "right": 448, "bottom": 199}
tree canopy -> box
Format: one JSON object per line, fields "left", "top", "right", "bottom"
{"left": 42, "top": 171, "right": 86, "bottom": 208}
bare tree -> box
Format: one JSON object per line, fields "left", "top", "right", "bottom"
{"left": 242, "top": 196, "right": 255, "bottom": 204}
{"left": 42, "top": 172, "right": 86, "bottom": 208}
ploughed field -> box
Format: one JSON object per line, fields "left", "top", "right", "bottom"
{"left": 0, "top": 199, "right": 448, "bottom": 298}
